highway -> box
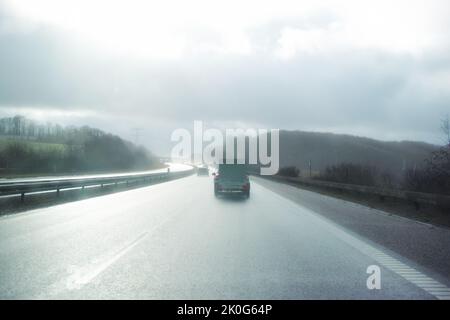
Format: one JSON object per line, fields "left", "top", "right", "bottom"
{"left": 1, "top": 174, "right": 450, "bottom": 299}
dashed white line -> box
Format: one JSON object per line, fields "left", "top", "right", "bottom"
{"left": 65, "top": 231, "right": 149, "bottom": 290}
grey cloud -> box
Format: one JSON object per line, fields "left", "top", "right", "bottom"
{"left": 0, "top": 10, "right": 449, "bottom": 154}
{"left": 248, "top": 9, "right": 340, "bottom": 54}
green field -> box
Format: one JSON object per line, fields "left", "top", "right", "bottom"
{"left": 0, "top": 137, "right": 67, "bottom": 153}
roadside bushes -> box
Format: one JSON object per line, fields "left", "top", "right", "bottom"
{"left": 312, "top": 145, "right": 450, "bottom": 195}
{"left": 402, "top": 144, "right": 450, "bottom": 195}
{"left": 314, "top": 163, "right": 379, "bottom": 187}
{"left": 277, "top": 166, "right": 300, "bottom": 177}
{"left": 313, "top": 162, "right": 399, "bottom": 189}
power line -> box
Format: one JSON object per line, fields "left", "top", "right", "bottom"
{"left": 131, "top": 127, "right": 143, "bottom": 145}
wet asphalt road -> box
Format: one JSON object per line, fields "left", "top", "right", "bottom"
{"left": 0, "top": 175, "right": 449, "bottom": 299}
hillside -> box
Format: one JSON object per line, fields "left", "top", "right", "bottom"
{"left": 0, "top": 116, "right": 161, "bottom": 176}
{"left": 279, "top": 130, "right": 438, "bottom": 177}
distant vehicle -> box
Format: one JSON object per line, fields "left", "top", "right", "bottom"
{"left": 214, "top": 163, "right": 250, "bottom": 198}
{"left": 197, "top": 166, "right": 209, "bottom": 176}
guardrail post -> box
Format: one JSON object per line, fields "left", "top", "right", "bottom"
{"left": 21, "top": 192, "right": 25, "bottom": 202}
{"left": 56, "top": 187, "right": 60, "bottom": 197}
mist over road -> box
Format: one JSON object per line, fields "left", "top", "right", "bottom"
{"left": 1, "top": 175, "right": 449, "bottom": 299}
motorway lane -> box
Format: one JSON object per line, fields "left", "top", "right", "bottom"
{"left": 0, "top": 175, "right": 446, "bottom": 299}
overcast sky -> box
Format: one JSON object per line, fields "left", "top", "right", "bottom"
{"left": 0, "top": 0, "right": 449, "bottom": 155}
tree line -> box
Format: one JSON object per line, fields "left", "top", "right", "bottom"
{"left": 0, "top": 115, "right": 104, "bottom": 143}
{"left": 0, "top": 116, "right": 160, "bottom": 175}
{"left": 277, "top": 117, "right": 450, "bottom": 195}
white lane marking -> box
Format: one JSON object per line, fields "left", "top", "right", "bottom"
{"left": 340, "top": 244, "right": 449, "bottom": 299}
{"left": 65, "top": 214, "right": 175, "bottom": 291}
{"left": 402, "top": 278, "right": 435, "bottom": 282}
{"left": 255, "top": 182, "right": 450, "bottom": 300}
{"left": 40, "top": 215, "right": 174, "bottom": 299}
{"left": 328, "top": 232, "right": 450, "bottom": 300}
{"left": 66, "top": 231, "right": 149, "bottom": 290}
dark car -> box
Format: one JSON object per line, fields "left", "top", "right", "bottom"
{"left": 197, "top": 166, "right": 209, "bottom": 176}
{"left": 214, "top": 163, "right": 250, "bottom": 198}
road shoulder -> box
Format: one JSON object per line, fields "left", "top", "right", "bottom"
{"left": 252, "top": 176, "right": 450, "bottom": 282}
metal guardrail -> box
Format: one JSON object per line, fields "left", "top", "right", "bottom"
{"left": 255, "top": 174, "right": 450, "bottom": 209}
{"left": 0, "top": 167, "right": 195, "bottom": 202}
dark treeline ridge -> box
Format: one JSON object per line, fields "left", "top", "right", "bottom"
{"left": 0, "top": 115, "right": 160, "bottom": 176}
{"left": 279, "top": 130, "right": 438, "bottom": 175}
{"left": 277, "top": 141, "right": 450, "bottom": 196}
{"left": 276, "top": 119, "right": 450, "bottom": 195}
